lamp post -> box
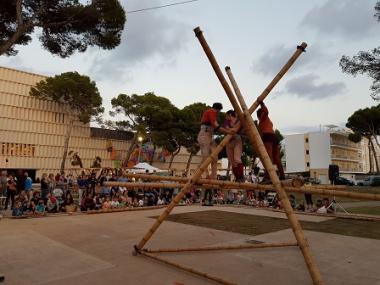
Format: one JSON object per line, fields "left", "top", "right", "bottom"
{"left": 138, "top": 136, "right": 143, "bottom": 162}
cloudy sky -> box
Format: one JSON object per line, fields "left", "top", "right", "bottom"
{"left": 1, "top": 0, "right": 379, "bottom": 134}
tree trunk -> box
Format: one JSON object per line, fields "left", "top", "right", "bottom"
{"left": 184, "top": 152, "right": 194, "bottom": 177}
{"left": 168, "top": 146, "right": 181, "bottom": 170}
{"left": 370, "top": 138, "right": 379, "bottom": 173}
{"left": 60, "top": 119, "right": 74, "bottom": 174}
{"left": 123, "top": 134, "right": 138, "bottom": 166}
{"left": 368, "top": 138, "right": 373, "bottom": 173}
{"left": 150, "top": 145, "right": 156, "bottom": 164}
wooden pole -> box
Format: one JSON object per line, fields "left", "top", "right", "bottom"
{"left": 105, "top": 181, "right": 380, "bottom": 201}
{"left": 140, "top": 251, "right": 237, "bottom": 285}
{"left": 144, "top": 241, "right": 298, "bottom": 253}
{"left": 225, "top": 66, "right": 324, "bottom": 285}
{"left": 116, "top": 173, "right": 346, "bottom": 190}
{"left": 134, "top": 26, "right": 307, "bottom": 254}
{"left": 134, "top": 134, "right": 234, "bottom": 252}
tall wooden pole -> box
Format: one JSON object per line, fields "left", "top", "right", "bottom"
{"left": 133, "top": 26, "right": 307, "bottom": 254}
{"left": 225, "top": 67, "right": 324, "bottom": 285}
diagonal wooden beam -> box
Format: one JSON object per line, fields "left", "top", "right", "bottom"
{"left": 225, "top": 66, "right": 324, "bottom": 285}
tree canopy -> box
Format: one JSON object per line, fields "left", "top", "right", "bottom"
{"left": 340, "top": 1, "right": 380, "bottom": 100}
{"left": 30, "top": 71, "right": 104, "bottom": 123}
{"left": 346, "top": 104, "right": 380, "bottom": 173}
{"left": 0, "top": 0, "right": 126, "bottom": 57}
{"left": 110, "top": 92, "right": 184, "bottom": 164}
{"left": 30, "top": 71, "right": 104, "bottom": 173}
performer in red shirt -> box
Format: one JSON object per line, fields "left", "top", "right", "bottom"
{"left": 198, "top": 103, "right": 231, "bottom": 180}
{"left": 257, "top": 101, "right": 285, "bottom": 181}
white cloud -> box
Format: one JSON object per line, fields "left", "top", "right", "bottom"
{"left": 90, "top": 0, "right": 190, "bottom": 79}
{"left": 252, "top": 44, "right": 333, "bottom": 76}
{"left": 301, "top": 0, "right": 379, "bottom": 40}
{"left": 284, "top": 73, "right": 346, "bottom": 100}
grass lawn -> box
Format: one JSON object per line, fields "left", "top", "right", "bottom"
{"left": 161, "top": 210, "right": 380, "bottom": 240}
{"left": 345, "top": 206, "right": 380, "bottom": 216}
{"left": 287, "top": 185, "right": 380, "bottom": 204}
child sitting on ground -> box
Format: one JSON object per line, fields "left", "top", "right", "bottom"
{"left": 35, "top": 199, "right": 46, "bottom": 216}
{"left": 102, "top": 197, "right": 112, "bottom": 210}
{"left": 12, "top": 201, "right": 24, "bottom": 217}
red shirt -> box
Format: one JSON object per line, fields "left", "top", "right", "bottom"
{"left": 258, "top": 104, "right": 274, "bottom": 134}
{"left": 201, "top": 108, "right": 219, "bottom": 129}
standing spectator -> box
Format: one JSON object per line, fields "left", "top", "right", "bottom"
{"left": 87, "top": 173, "right": 97, "bottom": 197}
{"left": 77, "top": 174, "right": 88, "bottom": 206}
{"left": 47, "top": 173, "right": 56, "bottom": 194}
{"left": 5, "top": 175, "right": 17, "bottom": 210}
{"left": 16, "top": 169, "right": 25, "bottom": 195}
{"left": 24, "top": 172, "right": 33, "bottom": 201}
{"left": 40, "top": 173, "right": 49, "bottom": 201}
{"left": 0, "top": 171, "right": 7, "bottom": 199}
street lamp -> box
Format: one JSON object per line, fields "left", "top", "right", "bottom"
{"left": 138, "top": 136, "right": 143, "bottom": 162}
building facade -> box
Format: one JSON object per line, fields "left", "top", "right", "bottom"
{"left": 284, "top": 130, "right": 368, "bottom": 184}
{"left": 0, "top": 66, "right": 202, "bottom": 179}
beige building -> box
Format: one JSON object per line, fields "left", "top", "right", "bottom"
{"left": 0, "top": 66, "right": 202, "bottom": 179}
{"left": 284, "top": 130, "right": 369, "bottom": 183}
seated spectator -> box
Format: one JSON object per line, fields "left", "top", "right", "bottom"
{"left": 81, "top": 194, "right": 96, "bottom": 211}
{"left": 316, "top": 199, "right": 327, "bottom": 214}
{"left": 63, "top": 192, "right": 77, "bottom": 212}
{"left": 323, "top": 198, "right": 334, "bottom": 214}
{"left": 35, "top": 199, "right": 46, "bottom": 216}
{"left": 217, "top": 190, "right": 224, "bottom": 204}
{"left": 111, "top": 196, "right": 120, "bottom": 208}
{"left": 94, "top": 193, "right": 103, "bottom": 210}
{"left": 102, "top": 197, "right": 112, "bottom": 210}
{"left": 157, "top": 197, "right": 164, "bottom": 206}
{"left": 296, "top": 202, "right": 306, "bottom": 212}
{"left": 12, "top": 201, "right": 25, "bottom": 217}
{"left": 138, "top": 198, "right": 144, "bottom": 207}
{"left": 46, "top": 193, "right": 59, "bottom": 213}
{"left": 30, "top": 191, "right": 41, "bottom": 208}
{"left": 235, "top": 191, "right": 244, "bottom": 205}
{"left": 226, "top": 190, "right": 235, "bottom": 204}
{"left": 118, "top": 195, "right": 127, "bottom": 207}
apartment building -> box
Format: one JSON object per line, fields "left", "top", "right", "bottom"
{"left": 284, "top": 130, "right": 368, "bottom": 184}
{"left": 0, "top": 66, "right": 202, "bottom": 179}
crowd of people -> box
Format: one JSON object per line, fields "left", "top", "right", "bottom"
{"left": 0, "top": 168, "right": 335, "bottom": 218}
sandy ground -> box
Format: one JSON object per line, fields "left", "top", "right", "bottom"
{"left": 0, "top": 205, "right": 379, "bottom": 285}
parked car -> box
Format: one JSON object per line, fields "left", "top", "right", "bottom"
{"left": 357, "top": 175, "right": 380, "bottom": 186}
{"left": 333, "top": 177, "right": 354, "bottom": 186}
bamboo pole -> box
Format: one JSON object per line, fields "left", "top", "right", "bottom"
{"left": 134, "top": 135, "right": 234, "bottom": 252}
{"left": 286, "top": 186, "right": 380, "bottom": 201}
{"left": 225, "top": 67, "right": 324, "bottom": 285}
{"left": 114, "top": 173, "right": 346, "bottom": 191}
{"left": 133, "top": 26, "right": 307, "bottom": 253}
{"left": 144, "top": 241, "right": 298, "bottom": 253}
{"left": 140, "top": 251, "right": 237, "bottom": 285}
{"left": 104, "top": 181, "right": 380, "bottom": 201}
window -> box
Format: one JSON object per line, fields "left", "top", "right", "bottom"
{"left": 306, "top": 150, "right": 309, "bottom": 155}
{"left": 305, "top": 138, "right": 309, "bottom": 143}
{"left": 306, "top": 162, "right": 310, "bottom": 167}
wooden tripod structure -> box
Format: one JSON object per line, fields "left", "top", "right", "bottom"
{"left": 132, "top": 27, "right": 325, "bottom": 285}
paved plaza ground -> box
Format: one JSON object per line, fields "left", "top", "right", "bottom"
{"left": 0, "top": 206, "right": 379, "bottom": 285}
